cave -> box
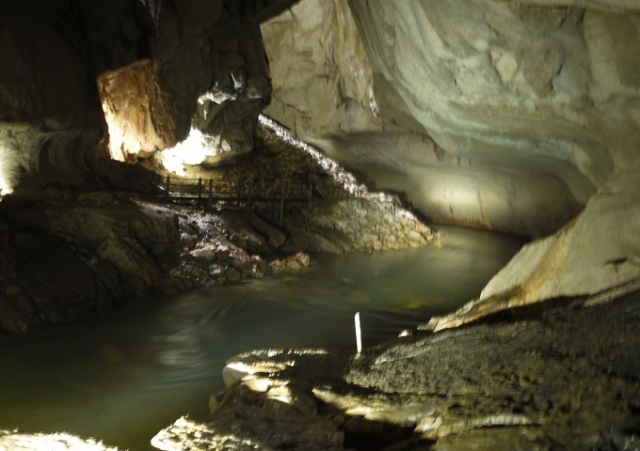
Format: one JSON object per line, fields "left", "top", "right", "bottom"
{"left": 1, "top": 0, "right": 640, "bottom": 450}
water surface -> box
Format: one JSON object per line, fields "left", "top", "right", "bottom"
{"left": 0, "top": 225, "right": 525, "bottom": 450}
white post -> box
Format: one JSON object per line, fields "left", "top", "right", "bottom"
{"left": 355, "top": 312, "right": 362, "bottom": 353}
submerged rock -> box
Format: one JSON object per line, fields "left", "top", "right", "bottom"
{"left": 270, "top": 252, "right": 312, "bottom": 273}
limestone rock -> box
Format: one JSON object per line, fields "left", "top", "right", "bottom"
{"left": 0, "top": 431, "right": 122, "bottom": 451}
{"left": 270, "top": 252, "right": 312, "bottom": 273}
{"left": 152, "top": 378, "right": 343, "bottom": 451}
{"left": 283, "top": 197, "right": 433, "bottom": 253}
{"left": 0, "top": 195, "right": 291, "bottom": 334}
{"left": 224, "top": 266, "right": 242, "bottom": 282}
{"left": 262, "top": 0, "right": 640, "bottom": 311}
{"left": 199, "top": 291, "right": 640, "bottom": 451}
{"left": 0, "top": 0, "right": 294, "bottom": 195}
{"left": 98, "top": 61, "right": 177, "bottom": 162}
{"left": 261, "top": 0, "right": 595, "bottom": 236}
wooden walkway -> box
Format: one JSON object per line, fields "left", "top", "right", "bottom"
{"left": 159, "top": 174, "right": 314, "bottom": 225}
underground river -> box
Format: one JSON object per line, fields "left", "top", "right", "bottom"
{"left": 0, "top": 225, "right": 526, "bottom": 450}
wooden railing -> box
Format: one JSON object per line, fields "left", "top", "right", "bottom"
{"left": 158, "top": 174, "right": 314, "bottom": 225}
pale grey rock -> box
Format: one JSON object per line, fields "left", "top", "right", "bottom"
{"left": 261, "top": 0, "right": 596, "bottom": 236}
{"left": 263, "top": 0, "right": 640, "bottom": 312}
{"left": 284, "top": 197, "right": 433, "bottom": 253}
{"left": 0, "top": 431, "right": 122, "bottom": 451}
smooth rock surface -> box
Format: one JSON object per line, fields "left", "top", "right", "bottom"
{"left": 261, "top": 0, "right": 600, "bottom": 236}
{"left": 262, "top": 0, "right": 640, "bottom": 309}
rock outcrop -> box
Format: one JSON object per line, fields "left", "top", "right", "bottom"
{"left": 0, "top": 431, "right": 122, "bottom": 451}
{"left": 261, "top": 0, "right": 595, "bottom": 237}
{"left": 0, "top": 193, "right": 279, "bottom": 334}
{"left": 153, "top": 289, "right": 640, "bottom": 451}
{"left": 2, "top": 0, "right": 638, "bottom": 323}
{"left": 284, "top": 197, "right": 434, "bottom": 253}
{"left": 0, "top": 184, "right": 434, "bottom": 334}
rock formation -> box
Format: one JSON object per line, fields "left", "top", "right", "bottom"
{"left": 0, "top": 0, "right": 296, "bottom": 195}
{"left": 0, "top": 114, "right": 435, "bottom": 335}
{"left": 1, "top": 0, "right": 638, "bottom": 318}
{"left": 152, "top": 290, "right": 640, "bottom": 451}
{"left": 262, "top": 0, "right": 640, "bottom": 313}
{"left": 0, "top": 0, "right": 639, "bottom": 449}
{"left": 0, "top": 431, "right": 122, "bottom": 451}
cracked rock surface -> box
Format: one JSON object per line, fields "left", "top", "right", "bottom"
{"left": 155, "top": 290, "right": 640, "bottom": 450}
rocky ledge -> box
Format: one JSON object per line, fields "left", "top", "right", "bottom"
{"left": 152, "top": 288, "right": 640, "bottom": 451}
{"left": 0, "top": 188, "right": 433, "bottom": 335}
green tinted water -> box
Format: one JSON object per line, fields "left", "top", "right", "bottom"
{"left": 0, "top": 225, "right": 525, "bottom": 450}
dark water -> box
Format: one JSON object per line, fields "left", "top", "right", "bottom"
{"left": 0, "top": 226, "right": 525, "bottom": 450}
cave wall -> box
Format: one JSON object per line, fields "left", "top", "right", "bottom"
{"left": 262, "top": 0, "right": 640, "bottom": 303}
{"left": 0, "top": 0, "right": 295, "bottom": 194}
{"left": 260, "top": 0, "right": 607, "bottom": 236}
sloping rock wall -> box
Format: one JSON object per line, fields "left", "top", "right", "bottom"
{"left": 261, "top": 0, "right": 600, "bottom": 236}
{"left": 262, "top": 0, "right": 640, "bottom": 308}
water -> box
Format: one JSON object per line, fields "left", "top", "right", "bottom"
{"left": 0, "top": 226, "right": 525, "bottom": 450}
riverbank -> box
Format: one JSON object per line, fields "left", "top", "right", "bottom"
{"left": 152, "top": 286, "right": 640, "bottom": 451}
{"left": 0, "top": 190, "right": 433, "bottom": 335}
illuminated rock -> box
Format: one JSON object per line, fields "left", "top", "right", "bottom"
{"left": 199, "top": 294, "right": 640, "bottom": 450}
{"left": 0, "top": 431, "right": 122, "bottom": 451}
{"left": 98, "top": 61, "right": 177, "bottom": 162}
{"left": 261, "top": 0, "right": 596, "bottom": 236}
{"left": 263, "top": 0, "right": 640, "bottom": 310}
{"left": 0, "top": 0, "right": 288, "bottom": 193}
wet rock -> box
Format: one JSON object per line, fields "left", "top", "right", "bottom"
{"left": 185, "top": 291, "right": 640, "bottom": 451}
{"left": 0, "top": 430, "right": 122, "bottom": 451}
{"left": 152, "top": 379, "right": 343, "bottom": 451}
{"left": 284, "top": 224, "right": 348, "bottom": 254}
{"left": 284, "top": 198, "right": 433, "bottom": 253}
{"left": 0, "top": 195, "right": 292, "bottom": 333}
{"left": 249, "top": 215, "right": 287, "bottom": 249}
{"left": 270, "top": 252, "right": 312, "bottom": 273}
{"left": 224, "top": 266, "right": 242, "bottom": 283}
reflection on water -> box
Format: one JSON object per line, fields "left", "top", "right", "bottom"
{"left": 0, "top": 226, "right": 525, "bottom": 450}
